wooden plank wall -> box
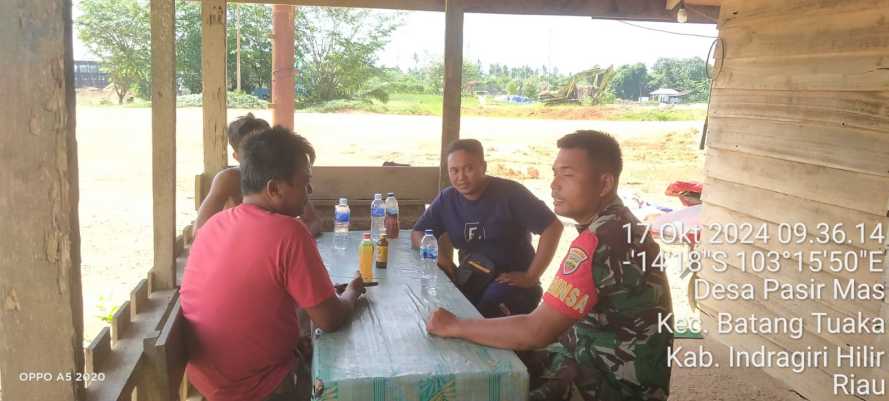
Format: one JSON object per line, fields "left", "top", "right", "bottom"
{"left": 699, "top": 1, "right": 889, "bottom": 400}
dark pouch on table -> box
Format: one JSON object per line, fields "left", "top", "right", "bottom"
{"left": 454, "top": 253, "right": 496, "bottom": 304}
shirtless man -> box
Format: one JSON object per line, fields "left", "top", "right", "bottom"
{"left": 194, "top": 113, "right": 321, "bottom": 236}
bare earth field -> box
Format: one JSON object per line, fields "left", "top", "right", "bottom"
{"left": 75, "top": 106, "right": 796, "bottom": 400}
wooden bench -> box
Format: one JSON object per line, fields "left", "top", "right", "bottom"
{"left": 143, "top": 293, "right": 194, "bottom": 401}
{"left": 309, "top": 166, "right": 439, "bottom": 231}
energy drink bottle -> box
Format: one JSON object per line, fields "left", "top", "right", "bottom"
{"left": 376, "top": 234, "right": 388, "bottom": 269}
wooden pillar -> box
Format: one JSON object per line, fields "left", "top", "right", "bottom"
{"left": 202, "top": 0, "right": 229, "bottom": 176}
{"left": 439, "top": 0, "right": 463, "bottom": 189}
{"left": 271, "top": 5, "right": 295, "bottom": 130}
{"left": 0, "top": 0, "right": 84, "bottom": 399}
{"left": 151, "top": 0, "right": 177, "bottom": 290}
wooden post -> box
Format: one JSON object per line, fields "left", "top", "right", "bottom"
{"left": 152, "top": 0, "right": 177, "bottom": 290}
{"left": 439, "top": 0, "right": 463, "bottom": 189}
{"left": 0, "top": 0, "right": 84, "bottom": 399}
{"left": 202, "top": 0, "right": 229, "bottom": 177}
{"left": 272, "top": 5, "right": 295, "bottom": 130}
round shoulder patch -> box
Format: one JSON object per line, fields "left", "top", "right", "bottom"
{"left": 561, "top": 247, "right": 589, "bottom": 275}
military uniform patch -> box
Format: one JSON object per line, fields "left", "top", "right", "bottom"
{"left": 561, "top": 247, "right": 588, "bottom": 275}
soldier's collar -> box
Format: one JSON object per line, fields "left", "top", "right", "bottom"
{"left": 575, "top": 196, "right": 624, "bottom": 233}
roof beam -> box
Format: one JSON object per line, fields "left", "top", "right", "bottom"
{"left": 218, "top": 0, "right": 719, "bottom": 23}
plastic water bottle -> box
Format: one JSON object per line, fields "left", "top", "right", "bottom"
{"left": 419, "top": 229, "right": 439, "bottom": 300}
{"left": 419, "top": 229, "right": 438, "bottom": 272}
{"left": 370, "top": 193, "right": 385, "bottom": 241}
{"left": 334, "top": 198, "right": 350, "bottom": 250}
{"left": 384, "top": 192, "right": 400, "bottom": 238}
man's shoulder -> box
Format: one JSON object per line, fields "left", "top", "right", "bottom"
{"left": 211, "top": 167, "right": 242, "bottom": 193}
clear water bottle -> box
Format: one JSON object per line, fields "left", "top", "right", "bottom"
{"left": 419, "top": 230, "right": 439, "bottom": 301}
{"left": 384, "top": 192, "right": 400, "bottom": 238}
{"left": 370, "top": 193, "right": 385, "bottom": 241}
{"left": 419, "top": 229, "right": 438, "bottom": 272}
{"left": 334, "top": 198, "right": 350, "bottom": 250}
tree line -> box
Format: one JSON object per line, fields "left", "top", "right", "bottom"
{"left": 77, "top": 0, "right": 710, "bottom": 105}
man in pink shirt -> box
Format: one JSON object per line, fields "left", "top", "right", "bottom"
{"left": 181, "top": 127, "right": 365, "bottom": 401}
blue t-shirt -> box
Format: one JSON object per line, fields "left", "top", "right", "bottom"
{"left": 413, "top": 176, "right": 556, "bottom": 273}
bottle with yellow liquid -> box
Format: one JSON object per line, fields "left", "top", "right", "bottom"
{"left": 358, "top": 232, "right": 374, "bottom": 282}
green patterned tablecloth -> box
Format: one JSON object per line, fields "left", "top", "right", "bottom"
{"left": 312, "top": 230, "right": 528, "bottom": 401}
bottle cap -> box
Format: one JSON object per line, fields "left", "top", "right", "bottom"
{"left": 387, "top": 192, "right": 395, "bottom": 197}
{"left": 374, "top": 193, "right": 382, "bottom": 200}
{"left": 338, "top": 197, "right": 348, "bottom": 205}
{"left": 363, "top": 232, "right": 371, "bottom": 239}
{"left": 425, "top": 229, "right": 434, "bottom": 235}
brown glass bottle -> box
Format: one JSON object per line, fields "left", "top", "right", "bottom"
{"left": 375, "top": 234, "right": 388, "bottom": 268}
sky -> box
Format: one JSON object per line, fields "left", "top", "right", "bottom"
{"left": 72, "top": 4, "right": 718, "bottom": 74}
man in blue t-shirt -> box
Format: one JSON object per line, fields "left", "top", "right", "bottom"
{"left": 413, "top": 139, "right": 563, "bottom": 317}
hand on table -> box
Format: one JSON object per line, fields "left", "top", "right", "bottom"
{"left": 495, "top": 271, "right": 539, "bottom": 288}
{"left": 427, "top": 308, "right": 459, "bottom": 338}
{"left": 336, "top": 271, "right": 366, "bottom": 295}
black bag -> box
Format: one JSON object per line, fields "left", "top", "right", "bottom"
{"left": 454, "top": 253, "right": 496, "bottom": 304}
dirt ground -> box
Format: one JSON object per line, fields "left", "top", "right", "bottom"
{"left": 75, "top": 106, "right": 796, "bottom": 400}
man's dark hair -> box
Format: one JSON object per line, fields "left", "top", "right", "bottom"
{"left": 446, "top": 139, "right": 485, "bottom": 161}
{"left": 557, "top": 130, "right": 623, "bottom": 178}
{"left": 240, "top": 126, "right": 316, "bottom": 195}
{"left": 228, "top": 113, "right": 271, "bottom": 149}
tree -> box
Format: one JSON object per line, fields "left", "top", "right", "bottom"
{"left": 174, "top": 2, "right": 272, "bottom": 95}
{"left": 648, "top": 57, "right": 710, "bottom": 102}
{"left": 295, "top": 8, "right": 402, "bottom": 103}
{"left": 610, "top": 63, "right": 650, "bottom": 101}
{"left": 226, "top": 4, "right": 272, "bottom": 93}
{"left": 77, "top": 0, "right": 151, "bottom": 104}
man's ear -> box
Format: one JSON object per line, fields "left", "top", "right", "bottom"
{"left": 599, "top": 173, "right": 616, "bottom": 197}
{"left": 481, "top": 160, "right": 488, "bottom": 174}
{"left": 265, "top": 179, "right": 281, "bottom": 199}
{"left": 232, "top": 151, "right": 239, "bottom": 163}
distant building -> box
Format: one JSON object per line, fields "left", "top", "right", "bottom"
{"left": 73, "top": 60, "right": 109, "bottom": 88}
{"left": 649, "top": 88, "right": 686, "bottom": 104}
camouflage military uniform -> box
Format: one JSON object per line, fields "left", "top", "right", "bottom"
{"left": 530, "top": 197, "right": 673, "bottom": 401}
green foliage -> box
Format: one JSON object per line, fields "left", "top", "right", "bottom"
{"left": 76, "top": 0, "right": 151, "bottom": 104}
{"left": 96, "top": 296, "right": 119, "bottom": 324}
{"left": 648, "top": 57, "right": 710, "bottom": 102}
{"left": 296, "top": 8, "right": 402, "bottom": 104}
{"left": 611, "top": 63, "right": 650, "bottom": 101}
{"left": 176, "top": 91, "right": 268, "bottom": 108}
{"left": 613, "top": 107, "right": 707, "bottom": 121}
{"left": 174, "top": 2, "right": 273, "bottom": 95}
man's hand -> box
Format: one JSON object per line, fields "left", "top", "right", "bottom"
{"left": 427, "top": 308, "right": 460, "bottom": 338}
{"left": 495, "top": 271, "right": 539, "bottom": 288}
{"left": 346, "top": 271, "right": 365, "bottom": 296}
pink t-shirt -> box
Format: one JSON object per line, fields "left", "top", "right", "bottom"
{"left": 180, "top": 203, "right": 335, "bottom": 401}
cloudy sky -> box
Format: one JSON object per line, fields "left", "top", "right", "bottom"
{"left": 72, "top": 3, "right": 718, "bottom": 73}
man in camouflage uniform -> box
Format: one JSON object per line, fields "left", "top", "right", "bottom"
{"left": 427, "top": 130, "right": 673, "bottom": 401}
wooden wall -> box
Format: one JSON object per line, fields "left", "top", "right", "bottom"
{"left": 699, "top": 1, "right": 889, "bottom": 400}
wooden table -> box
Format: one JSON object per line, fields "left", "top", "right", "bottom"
{"left": 312, "top": 230, "right": 528, "bottom": 401}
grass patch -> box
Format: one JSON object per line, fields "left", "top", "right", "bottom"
{"left": 612, "top": 106, "right": 707, "bottom": 121}
{"left": 177, "top": 91, "right": 268, "bottom": 108}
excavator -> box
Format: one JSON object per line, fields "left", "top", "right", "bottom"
{"left": 538, "top": 65, "right": 616, "bottom": 106}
